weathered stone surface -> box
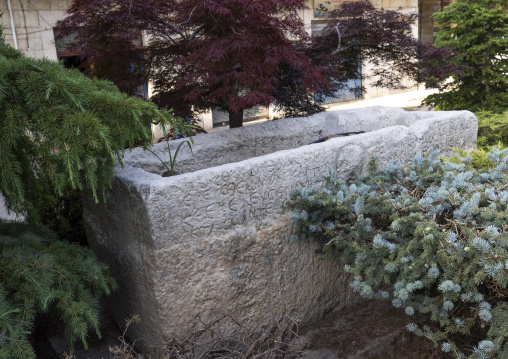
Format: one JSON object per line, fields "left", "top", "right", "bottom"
{"left": 82, "top": 107, "right": 477, "bottom": 357}
{"left": 123, "top": 107, "right": 476, "bottom": 176}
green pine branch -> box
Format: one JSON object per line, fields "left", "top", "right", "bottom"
{"left": 0, "top": 35, "right": 185, "bottom": 221}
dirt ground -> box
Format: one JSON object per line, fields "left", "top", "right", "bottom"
{"left": 297, "top": 300, "right": 435, "bottom": 359}
{"left": 40, "top": 299, "right": 437, "bottom": 359}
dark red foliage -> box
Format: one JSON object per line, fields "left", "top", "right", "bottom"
{"left": 57, "top": 0, "right": 326, "bottom": 126}
{"left": 57, "top": 0, "right": 456, "bottom": 126}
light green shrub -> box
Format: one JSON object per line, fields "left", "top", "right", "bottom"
{"left": 447, "top": 147, "right": 503, "bottom": 171}
{"left": 477, "top": 111, "right": 508, "bottom": 150}
{"left": 446, "top": 110, "right": 508, "bottom": 171}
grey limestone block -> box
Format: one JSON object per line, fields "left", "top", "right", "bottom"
{"left": 82, "top": 107, "right": 477, "bottom": 356}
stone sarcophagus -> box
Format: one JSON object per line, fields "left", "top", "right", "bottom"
{"left": 82, "top": 107, "right": 477, "bottom": 356}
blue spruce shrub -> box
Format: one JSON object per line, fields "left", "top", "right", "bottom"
{"left": 286, "top": 148, "right": 508, "bottom": 358}
{"left": 441, "top": 342, "right": 452, "bottom": 353}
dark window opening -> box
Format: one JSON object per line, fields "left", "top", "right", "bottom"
{"left": 59, "top": 55, "right": 86, "bottom": 72}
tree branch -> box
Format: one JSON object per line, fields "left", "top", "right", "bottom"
{"left": 156, "top": 17, "right": 187, "bottom": 40}
{"left": 190, "top": 24, "right": 205, "bottom": 41}
{"left": 178, "top": 5, "right": 199, "bottom": 26}
{"left": 332, "top": 21, "right": 342, "bottom": 54}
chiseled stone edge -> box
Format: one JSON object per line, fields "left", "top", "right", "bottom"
{"left": 123, "top": 107, "right": 476, "bottom": 176}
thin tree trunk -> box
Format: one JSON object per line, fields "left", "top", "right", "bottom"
{"left": 229, "top": 109, "right": 244, "bottom": 128}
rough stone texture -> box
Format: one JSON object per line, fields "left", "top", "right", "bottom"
{"left": 83, "top": 107, "right": 477, "bottom": 357}
{"left": 124, "top": 106, "right": 476, "bottom": 175}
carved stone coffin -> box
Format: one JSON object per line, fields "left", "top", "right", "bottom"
{"left": 82, "top": 107, "right": 477, "bottom": 356}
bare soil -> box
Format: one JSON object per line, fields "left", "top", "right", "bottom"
{"left": 41, "top": 300, "right": 437, "bottom": 359}
{"left": 298, "top": 300, "right": 435, "bottom": 359}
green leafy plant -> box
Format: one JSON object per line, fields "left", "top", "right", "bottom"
{"left": 287, "top": 148, "right": 508, "bottom": 358}
{"left": 447, "top": 146, "right": 504, "bottom": 171}
{"left": 476, "top": 111, "right": 508, "bottom": 150}
{"left": 146, "top": 137, "right": 193, "bottom": 177}
{"left": 446, "top": 110, "right": 508, "bottom": 171}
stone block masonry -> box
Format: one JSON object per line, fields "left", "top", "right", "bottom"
{"left": 82, "top": 107, "right": 477, "bottom": 357}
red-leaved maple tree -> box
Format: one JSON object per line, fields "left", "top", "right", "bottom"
{"left": 57, "top": 0, "right": 455, "bottom": 127}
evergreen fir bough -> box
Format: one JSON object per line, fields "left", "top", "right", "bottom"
{"left": 287, "top": 149, "right": 508, "bottom": 358}
{"left": 0, "top": 220, "right": 117, "bottom": 359}
{"left": 0, "top": 27, "right": 189, "bottom": 221}
{"left": 423, "top": 0, "right": 508, "bottom": 112}
{"left": 0, "top": 24, "right": 183, "bottom": 357}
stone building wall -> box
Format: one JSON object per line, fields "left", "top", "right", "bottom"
{"left": 420, "top": 0, "right": 436, "bottom": 44}
{"left": 0, "top": 0, "right": 71, "bottom": 60}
